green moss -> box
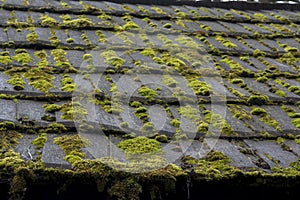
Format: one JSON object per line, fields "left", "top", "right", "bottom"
{"left": 140, "top": 122, "right": 156, "bottom": 134}
{"left": 41, "top": 115, "right": 56, "bottom": 122}
{"left": 155, "top": 134, "right": 168, "bottom": 143}
{"left": 178, "top": 105, "right": 199, "bottom": 121}
{"left": 43, "top": 103, "right": 62, "bottom": 113}
{"left": 197, "top": 121, "right": 209, "bottom": 133}
{"left": 250, "top": 107, "right": 281, "bottom": 131}
{"left": 140, "top": 48, "right": 156, "bottom": 57}
{"left": 40, "top": 15, "right": 57, "bottom": 26}
{"left": 120, "top": 122, "right": 129, "bottom": 128}
{"left": 163, "top": 23, "right": 172, "bottom": 28}
{"left": 138, "top": 86, "right": 157, "bottom": 101}
{"left": 61, "top": 74, "right": 77, "bottom": 92}
{"left": 292, "top": 118, "right": 300, "bottom": 129}
{"left": 253, "top": 49, "right": 266, "bottom": 57}
{"left": 123, "top": 21, "right": 139, "bottom": 30}
{"left": 288, "top": 86, "right": 300, "bottom": 94}
{"left": 66, "top": 38, "right": 74, "bottom": 44}
{"left": 117, "top": 136, "right": 161, "bottom": 154}
{"left": 54, "top": 135, "right": 85, "bottom": 154}
{"left": 130, "top": 101, "right": 142, "bottom": 108}
{"left": 170, "top": 118, "right": 181, "bottom": 127}
{"left": 230, "top": 78, "right": 244, "bottom": 84}
{"left": 60, "top": 102, "right": 88, "bottom": 120}
{"left": 250, "top": 108, "right": 267, "bottom": 116}
{"left": 100, "top": 50, "right": 125, "bottom": 69}
{"left": 12, "top": 51, "right": 33, "bottom": 66}
{"left": 46, "top": 122, "right": 67, "bottom": 133}
{"left": 188, "top": 79, "right": 210, "bottom": 96}
{"left": 34, "top": 50, "right": 47, "bottom": 60}
{"left": 64, "top": 16, "right": 94, "bottom": 28}
{"left": 26, "top": 32, "right": 38, "bottom": 42}
{"left": 276, "top": 137, "right": 285, "bottom": 145}
{"left": 275, "top": 90, "right": 286, "bottom": 97}
{"left": 247, "top": 95, "right": 269, "bottom": 105}
{"left": 31, "top": 133, "right": 47, "bottom": 149}
{"left": 256, "top": 76, "right": 268, "bottom": 83}
{"left": 204, "top": 110, "right": 233, "bottom": 136}
{"left": 215, "top": 35, "right": 237, "bottom": 48}
{"left": 0, "top": 55, "right": 12, "bottom": 65}
{"left": 7, "top": 76, "right": 25, "bottom": 90}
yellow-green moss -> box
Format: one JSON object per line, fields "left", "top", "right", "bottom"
{"left": 43, "top": 103, "right": 62, "bottom": 113}
{"left": 117, "top": 136, "right": 161, "bottom": 154}
{"left": 31, "top": 133, "right": 47, "bottom": 149}
{"left": 138, "top": 86, "right": 157, "bottom": 101}
{"left": 12, "top": 50, "right": 33, "bottom": 65}
{"left": 61, "top": 74, "right": 77, "bottom": 92}
{"left": 188, "top": 79, "right": 210, "bottom": 96}
{"left": 7, "top": 76, "right": 25, "bottom": 90}
{"left": 170, "top": 118, "right": 181, "bottom": 127}
{"left": 26, "top": 32, "right": 38, "bottom": 42}
{"left": 247, "top": 95, "right": 269, "bottom": 105}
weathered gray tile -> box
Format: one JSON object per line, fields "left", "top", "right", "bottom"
{"left": 0, "top": 99, "right": 17, "bottom": 122}
{"left": 244, "top": 140, "right": 298, "bottom": 168}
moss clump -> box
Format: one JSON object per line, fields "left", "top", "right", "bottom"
{"left": 140, "top": 122, "right": 156, "bottom": 134}
{"left": 64, "top": 17, "right": 94, "bottom": 28}
{"left": 54, "top": 135, "right": 86, "bottom": 164}
{"left": 162, "top": 75, "right": 177, "bottom": 87}
{"left": 247, "top": 95, "right": 269, "bottom": 105}
{"left": 60, "top": 102, "right": 88, "bottom": 120}
{"left": 31, "top": 133, "right": 47, "bottom": 149}
{"left": 292, "top": 118, "right": 300, "bottom": 129}
{"left": 43, "top": 103, "right": 62, "bottom": 113}
{"left": 204, "top": 110, "right": 233, "bottom": 136}
{"left": 66, "top": 38, "right": 74, "bottom": 44}
{"left": 230, "top": 78, "right": 244, "bottom": 84}
{"left": 256, "top": 76, "right": 268, "bottom": 83}
{"left": 134, "top": 106, "right": 149, "bottom": 121}
{"left": 120, "top": 122, "right": 129, "bottom": 128}
{"left": 170, "top": 118, "right": 181, "bottom": 127}
{"left": 46, "top": 122, "right": 67, "bottom": 133}
{"left": 0, "top": 54, "right": 12, "bottom": 65}
{"left": 117, "top": 136, "right": 161, "bottom": 154}
{"left": 138, "top": 86, "right": 157, "bottom": 101}
{"left": 61, "top": 74, "right": 77, "bottom": 92}
{"left": 7, "top": 76, "right": 25, "bottom": 91}
{"left": 130, "top": 101, "right": 142, "bottom": 108}
{"left": 26, "top": 32, "right": 38, "bottom": 42}
{"left": 123, "top": 21, "right": 139, "bottom": 30}
{"left": 250, "top": 108, "right": 267, "bottom": 116}
{"left": 163, "top": 23, "right": 172, "bottom": 28}
{"left": 188, "top": 79, "right": 210, "bottom": 96}
{"left": 140, "top": 48, "right": 156, "bottom": 57}
{"left": 40, "top": 15, "right": 57, "bottom": 26}
{"left": 288, "top": 86, "right": 300, "bottom": 94}
{"left": 155, "top": 134, "right": 168, "bottom": 143}
{"left": 100, "top": 50, "right": 125, "bottom": 69}
{"left": 12, "top": 50, "right": 33, "bottom": 65}
{"left": 54, "top": 134, "right": 85, "bottom": 154}
{"left": 250, "top": 107, "right": 281, "bottom": 131}
{"left": 178, "top": 105, "right": 199, "bottom": 121}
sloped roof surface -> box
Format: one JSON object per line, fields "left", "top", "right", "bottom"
{"left": 1, "top": 0, "right": 300, "bottom": 199}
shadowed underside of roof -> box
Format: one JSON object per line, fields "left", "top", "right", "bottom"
{"left": 0, "top": 0, "right": 300, "bottom": 199}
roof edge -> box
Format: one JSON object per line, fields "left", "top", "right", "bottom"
{"left": 82, "top": 0, "right": 300, "bottom": 10}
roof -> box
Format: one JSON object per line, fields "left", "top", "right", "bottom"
{"left": 1, "top": 0, "right": 300, "bottom": 199}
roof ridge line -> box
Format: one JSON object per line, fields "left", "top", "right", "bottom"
{"left": 82, "top": 0, "right": 300, "bottom": 11}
